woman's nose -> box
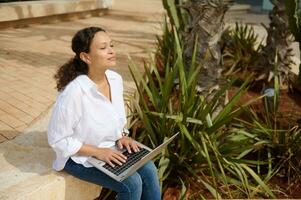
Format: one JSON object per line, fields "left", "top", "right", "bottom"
{"left": 108, "top": 47, "right": 115, "bottom": 54}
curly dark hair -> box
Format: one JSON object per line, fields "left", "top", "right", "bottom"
{"left": 54, "top": 27, "right": 106, "bottom": 91}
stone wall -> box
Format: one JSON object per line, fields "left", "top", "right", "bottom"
{"left": 0, "top": 0, "right": 113, "bottom": 22}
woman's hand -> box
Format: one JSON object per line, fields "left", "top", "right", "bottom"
{"left": 117, "top": 136, "right": 140, "bottom": 153}
{"left": 94, "top": 148, "right": 127, "bottom": 167}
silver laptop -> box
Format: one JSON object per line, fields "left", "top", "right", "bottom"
{"left": 87, "top": 133, "right": 179, "bottom": 182}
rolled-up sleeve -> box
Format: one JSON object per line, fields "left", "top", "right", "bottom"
{"left": 47, "top": 101, "right": 82, "bottom": 158}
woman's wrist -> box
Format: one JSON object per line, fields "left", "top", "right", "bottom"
{"left": 77, "top": 143, "right": 98, "bottom": 157}
{"left": 122, "top": 128, "right": 129, "bottom": 136}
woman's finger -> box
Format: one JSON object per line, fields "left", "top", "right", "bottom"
{"left": 113, "top": 151, "right": 127, "bottom": 162}
{"left": 107, "top": 159, "right": 115, "bottom": 167}
{"left": 110, "top": 156, "right": 123, "bottom": 166}
{"left": 125, "top": 142, "right": 132, "bottom": 153}
{"left": 130, "top": 141, "right": 139, "bottom": 152}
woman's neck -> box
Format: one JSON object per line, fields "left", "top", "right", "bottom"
{"left": 88, "top": 69, "right": 107, "bottom": 85}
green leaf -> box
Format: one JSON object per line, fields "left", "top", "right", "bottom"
{"left": 179, "top": 178, "right": 188, "bottom": 200}
{"left": 199, "top": 179, "right": 222, "bottom": 199}
{"left": 241, "top": 164, "right": 276, "bottom": 198}
{"left": 162, "top": 0, "right": 180, "bottom": 29}
{"left": 158, "top": 154, "right": 170, "bottom": 185}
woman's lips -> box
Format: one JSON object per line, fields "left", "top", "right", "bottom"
{"left": 108, "top": 57, "right": 116, "bottom": 61}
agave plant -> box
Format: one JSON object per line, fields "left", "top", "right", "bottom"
{"left": 236, "top": 74, "right": 301, "bottom": 195}
{"left": 221, "top": 23, "right": 264, "bottom": 78}
{"left": 127, "top": 25, "right": 276, "bottom": 198}
{"left": 236, "top": 110, "right": 301, "bottom": 196}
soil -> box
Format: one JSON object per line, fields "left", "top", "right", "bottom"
{"left": 228, "top": 86, "right": 301, "bottom": 127}
{"left": 269, "top": 176, "right": 301, "bottom": 198}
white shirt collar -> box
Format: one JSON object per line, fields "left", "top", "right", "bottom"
{"left": 76, "top": 70, "right": 117, "bottom": 94}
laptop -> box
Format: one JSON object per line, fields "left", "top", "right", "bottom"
{"left": 87, "top": 132, "right": 179, "bottom": 182}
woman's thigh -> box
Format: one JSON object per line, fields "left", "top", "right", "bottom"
{"left": 63, "top": 158, "right": 143, "bottom": 199}
{"left": 63, "top": 158, "right": 123, "bottom": 190}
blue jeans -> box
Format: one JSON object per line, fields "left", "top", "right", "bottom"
{"left": 63, "top": 158, "right": 161, "bottom": 200}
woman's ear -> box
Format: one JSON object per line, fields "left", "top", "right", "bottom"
{"left": 79, "top": 52, "right": 91, "bottom": 65}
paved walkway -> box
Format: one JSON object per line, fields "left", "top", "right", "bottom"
{"left": 1, "top": 1, "right": 298, "bottom": 144}
{"left": 0, "top": 0, "right": 165, "bottom": 143}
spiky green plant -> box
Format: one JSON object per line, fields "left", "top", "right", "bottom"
{"left": 221, "top": 23, "right": 263, "bottom": 77}
{"left": 236, "top": 74, "right": 301, "bottom": 196}
{"left": 128, "top": 26, "right": 275, "bottom": 198}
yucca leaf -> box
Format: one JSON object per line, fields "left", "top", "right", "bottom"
{"left": 213, "top": 77, "right": 250, "bottom": 123}
{"left": 227, "top": 164, "right": 248, "bottom": 196}
{"left": 179, "top": 178, "right": 188, "bottom": 200}
{"left": 147, "top": 111, "right": 204, "bottom": 125}
{"left": 199, "top": 132, "right": 218, "bottom": 196}
{"left": 162, "top": 0, "right": 180, "bottom": 29}
{"left": 148, "top": 52, "right": 163, "bottom": 87}
{"left": 201, "top": 79, "right": 235, "bottom": 119}
{"left": 130, "top": 97, "right": 158, "bottom": 145}
{"left": 158, "top": 154, "right": 170, "bottom": 184}
{"left": 143, "top": 62, "right": 160, "bottom": 110}
{"left": 241, "top": 164, "right": 275, "bottom": 198}
{"left": 199, "top": 179, "right": 222, "bottom": 199}
{"left": 128, "top": 56, "right": 158, "bottom": 110}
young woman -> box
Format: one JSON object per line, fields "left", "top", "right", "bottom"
{"left": 47, "top": 27, "right": 161, "bottom": 200}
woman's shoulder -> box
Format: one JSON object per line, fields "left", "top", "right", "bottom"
{"left": 62, "top": 76, "right": 84, "bottom": 95}
{"left": 56, "top": 76, "right": 85, "bottom": 105}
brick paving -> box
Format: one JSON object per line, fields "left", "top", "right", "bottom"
{"left": 1, "top": 1, "right": 292, "bottom": 144}
{"left": 0, "top": 0, "right": 164, "bottom": 143}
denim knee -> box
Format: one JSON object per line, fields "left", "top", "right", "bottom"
{"left": 138, "top": 161, "right": 158, "bottom": 179}
{"left": 137, "top": 161, "right": 161, "bottom": 200}
{"left": 119, "top": 172, "right": 142, "bottom": 200}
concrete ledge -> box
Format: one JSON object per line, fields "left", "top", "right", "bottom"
{"left": 0, "top": 9, "right": 109, "bottom": 29}
{"left": 0, "top": 108, "right": 101, "bottom": 200}
{"left": 0, "top": 0, "right": 113, "bottom": 22}
{"left": 0, "top": 0, "right": 113, "bottom": 29}
{"left": 229, "top": 4, "right": 251, "bottom": 13}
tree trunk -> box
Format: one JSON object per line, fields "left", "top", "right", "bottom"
{"left": 182, "top": 0, "right": 233, "bottom": 95}
{"left": 256, "top": 0, "right": 294, "bottom": 88}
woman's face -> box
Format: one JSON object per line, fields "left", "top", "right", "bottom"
{"left": 85, "top": 31, "right": 116, "bottom": 70}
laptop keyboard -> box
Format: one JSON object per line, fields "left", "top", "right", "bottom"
{"left": 103, "top": 148, "right": 150, "bottom": 175}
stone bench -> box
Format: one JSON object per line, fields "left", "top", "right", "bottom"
{"left": 0, "top": 1, "right": 114, "bottom": 199}
{"left": 0, "top": 109, "right": 101, "bottom": 200}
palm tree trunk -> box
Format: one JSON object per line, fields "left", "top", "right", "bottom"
{"left": 256, "top": 0, "right": 294, "bottom": 88}
{"left": 182, "top": 0, "right": 233, "bottom": 95}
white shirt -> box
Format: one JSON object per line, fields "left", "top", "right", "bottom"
{"left": 47, "top": 70, "right": 127, "bottom": 171}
